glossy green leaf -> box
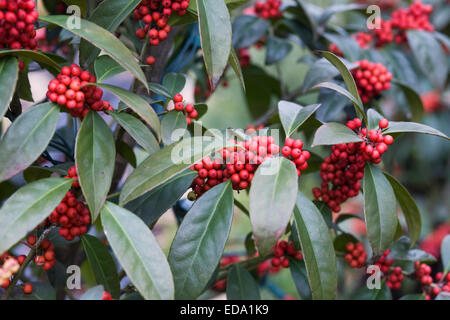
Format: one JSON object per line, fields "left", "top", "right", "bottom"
{"left": 75, "top": 111, "right": 115, "bottom": 221}
{"left": 249, "top": 157, "right": 298, "bottom": 255}
{"left": 389, "top": 236, "right": 437, "bottom": 264}
{"left": 289, "top": 258, "right": 312, "bottom": 300}
{"left": 407, "top": 30, "right": 448, "bottom": 89}
{"left": 148, "top": 83, "right": 172, "bottom": 99}
{"left": 126, "top": 171, "right": 196, "bottom": 226}
{"left": 94, "top": 55, "right": 125, "bottom": 82}
{"left": 313, "top": 81, "right": 365, "bottom": 121}
{"left": 168, "top": 181, "right": 234, "bottom": 299}
{"left": 93, "top": 83, "right": 161, "bottom": 139}
{"left": 81, "top": 234, "right": 120, "bottom": 299}
{"left": 278, "top": 101, "right": 321, "bottom": 137}
{"left": 383, "top": 121, "right": 449, "bottom": 140}
{"left": 231, "top": 14, "right": 270, "bottom": 49}
{"left": 119, "top": 136, "right": 228, "bottom": 205}
{"left": 363, "top": 164, "right": 397, "bottom": 255}
{"left": 319, "top": 51, "right": 365, "bottom": 121}
{"left": 226, "top": 264, "right": 261, "bottom": 300}
{"left": 161, "top": 111, "right": 188, "bottom": 146}
{"left": 318, "top": 4, "right": 365, "bottom": 26}
{"left": 367, "top": 108, "right": 384, "bottom": 130}
{"left": 384, "top": 173, "right": 421, "bottom": 247}
{"left": 0, "top": 103, "right": 60, "bottom": 182}
{"left": 196, "top": 0, "right": 232, "bottom": 88}
{"left": 302, "top": 58, "right": 342, "bottom": 92}
{"left": 80, "top": 285, "right": 105, "bottom": 300}
{"left": 110, "top": 111, "right": 159, "bottom": 155}
{"left": 292, "top": 191, "right": 338, "bottom": 300}
{"left": 0, "top": 57, "right": 19, "bottom": 119}
{"left": 265, "top": 36, "right": 293, "bottom": 65}
{"left": 40, "top": 15, "right": 147, "bottom": 89}
{"left": 0, "top": 178, "right": 73, "bottom": 254}
{"left": 116, "top": 140, "right": 137, "bottom": 168}
{"left": 392, "top": 80, "right": 424, "bottom": 122}
{"left": 162, "top": 73, "right": 186, "bottom": 96}
{"left": 229, "top": 48, "right": 246, "bottom": 91}
{"left": 101, "top": 202, "right": 174, "bottom": 299}
{"left": 79, "top": 0, "right": 142, "bottom": 66}
{"left": 311, "top": 122, "right": 363, "bottom": 147}
{"left": 0, "top": 49, "right": 61, "bottom": 75}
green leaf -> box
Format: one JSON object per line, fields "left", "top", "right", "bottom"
{"left": 0, "top": 178, "right": 73, "bottom": 254}
{"left": 0, "top": 57, "right": 19, "bottom": 119}
{"left": 319, "top": 51, "right": 366, "bottom": 121}
{"left": 80, "top": 285, "right": 104, "bottom": 300}
{"left": 265, "top": 36, "right": 293, "bottom": 65}
{"left": 148, "top": 83, "right": 172, "bottom": 99}
{"left": 161, "top": 111, "right": 188, "bottom": 146}
{"left": 384, "top": 173, "right": 421, "bottom": 247}
{"left": 334, "top": 233, "right": 359, "bottom": 252}
{"left": 249, "top": 157, "right": 298, "bottom": 255}
{"left": 389, "top": 236, "right": 437, "bottom": 264}
{"left": 92, "top": 83, "right": 161, "bottom": 140}
{"left": 407, "top": 30, "right": 448, "bottom": 89}
{"left": 289, "top": 258, "right": 312, "bottom": 300}
{"left": 101, "top": 202, "right": 174, "bottom": 299}
{"left": 75, "top": 111, "right": 115, "bottom": 221}
{"left": 110, "top": 111, "right": 159, "bottom": 155}
{"left": 40, "top": 15, "right": 147, "bottom": 90}
{"left": 126, "top": 171, "right": 196, "bottom": 226}
{"left": 94, "top": 55, "right": 125, "bottom": 83}
{"left": 81, "top": 234, "right": 120, "bottom": 299}
{"left": 0, "top": 49, "right": 61, "bottom": 75}
{"left": 196, "top": 0, "right": 232, "bottom": 88}
{"left": 226, "top": 264, "right": 261, "bottom": 300}
{"left": 442, "top": 235, "right": 450, "bottom": 272}
{"left": 116, "top": 140, "right": 137, "bottom": 168}
{"left": 119, "top": 136, "right": 228, "bottom": 205}
{"left": 363, "top": 164, "right": 397, "bottom": 256}
{"left": 79, "top": 0, "right": 142, "bottom": 66}
{"left": 162, "top": 73, "right": 186, "bottom": 97}
{"left": 318, "top": 4, "right": 365, "bottom": 26}
{"left": 278, "top": 101, "right": 321, "bottom": 137}
{"left": 0, "top": 103, "right": 60, "bottom": 182}
{"left": 168, "top": 181, "right": 234, "bottom": 299}
{"left": 399, "top": 294, "right": 425, "bottom": 300}
{"left": 313, "top": 81, "right": 365, "bottom": 121}
{"left": 383, "top": 121, "right": 449, "bottom": 140}
{"left": 367, "top": 108, "right": 384, "bottom": 130}
{"left": 311, "top": 122, "right": 363, "bottom": 147}
{"left": 302, "top": 58, "right": 343, "bottom": 92}
{"left": 229, "top": 48, "right": 246, "bottom": 91}
{"left": 292, "top": 191, "right": 338, "bottom": 300}
{"left": 392, "top": 80, "right": 424, "bottom": 122}
{"left": 231, "top": 15, "right": 270, "bottom": 49}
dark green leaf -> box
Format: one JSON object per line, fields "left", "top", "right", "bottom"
{"left": 148, "top": 83, "right": 172, "bottom": 99}
{"left": 363, "top": 164, "right": 397, "bottom": 255}
{"left": 0, "top": 103, "right": 60, "bottom": 182}
{"left": 75, "top": 111, "right": 115, "bottom": 221}
{"left": 292, "top": 191, "right": 338, "bottom": 300}
{"left": 249, "top": 157, "right": 298, "bottom": 254}
{"left": 383, "top": 121, "right": 449, "bottom": 140}
{"left": 0, "top": 178, "right": 73, "bottom": 253}
{"left": 196, "top": 0, "right": 232, "bottom": 88}
{"left": 265, "top": 36, "right": 293, "bottom": 65}
{"left": 278, "top": 101, "right": 321, "bottom": 137}
{"left": 94, "top": 55, "right": 125, "bottom": 82}
{"left": 392, "top": 80, "right": 424, "bottom": 122}
{"left": 81, "top": 234, "right": 120, "bottom": 299}
{"left": 168, "top": 181, "right": 234, "bottom": 299}
{"left": 289, "top": 258, "right": 312, "bottom": 300}
{"left": 231, "top": 15, "right": 270, "bottom": 49}
{"left": 80, "top": 285, "right": 104, "bottom": 300}
{"left": 101, "top": 202, "right": 174, "bottom": 299}
{"left": 226, "top": 264, "right": 261, "bottom": 300}
{"left": 0, "top": 57, "right": 19, "bottom": 119}
{"left": 0, "top": 49, "right": 61, "bottom": 75}
{"left": 311, "top": 122, "right": 363, "bottom": 147}
{"left": 229, "top": 48, "right": 246, "bottom": 91}
{"left": 161, "top": 111, "right": 188, "bottom": 146}
{"left": 162, "top": 73, "right": 186, "bottom": 96}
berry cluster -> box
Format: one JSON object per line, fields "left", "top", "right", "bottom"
{"left": 27, "top": 236, "right": 56, "bottom": 271}
{"left": 134, "top": 0, "right": 190, "bottom": 66}
{"left": 0, "top": 254, "right": 19, "bottom": 289}
{"left": 391, "top": 1, "right": 434, "bottom": 43}
{"left": 344, "top": 242, "right": 367, "bottom": 268}
{"left": 374, "top": 249, "right": 394, "bottom": 274}
{"left": 281, "top": 138, "right": 310, "bottom": 176}
{"left": 386, "top": 266, "right": 404, "bottom": 290}
{"left": 414, "top": 261, "right": 450, "bottom": 299}
{"left": 47, "top": 64, "right": 112, "bottom": 119}
{"left": 354, "top": 31, "right": 373, "bottom": 49}
{"left": 351, "top": 60, "right": 392, "bottom": 103}
{"left": 313, "top": 118, "right": 394, "bottom": 212}
{"left": 254, "top": 0, "right": 283, "bottom": 19}
{"left": 47, "top": 166, "right": 91, "bottom": 241}
{"left": 189, "top": 135, "right": 281, "bottom": 198}
{"left": 270, "top": 240, "right": 303, "bottom": 271}
{"left": 0, "top": 0, "right": 39, "bottom": 50}
{"left": 373, "top": 19, "right": 394, "bottom": 47}
{"left": 172, "top": 93, "right": 198, "bottom": 124}
{"left": 238, "top": 48, "right": 251, "bottom": 69}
